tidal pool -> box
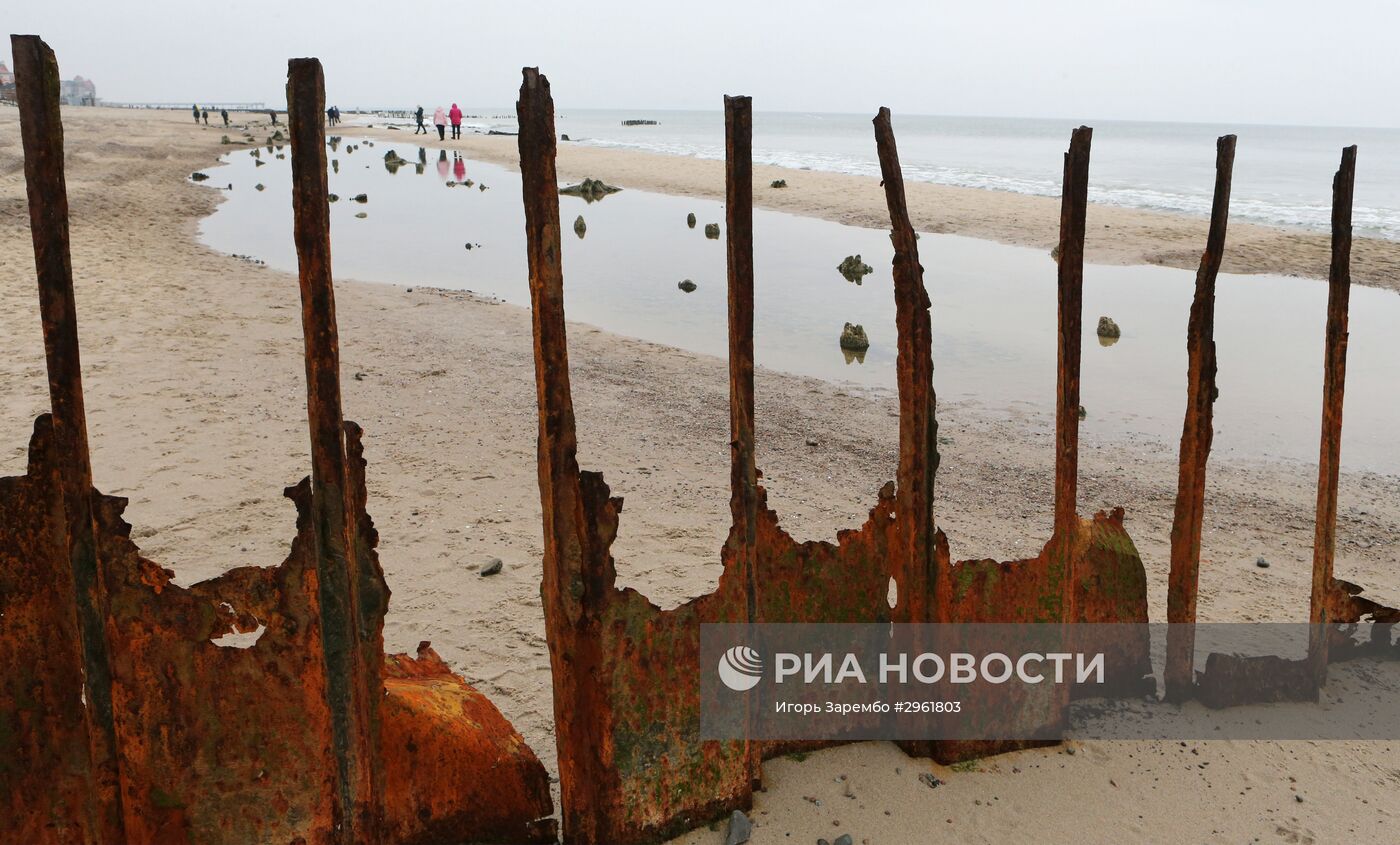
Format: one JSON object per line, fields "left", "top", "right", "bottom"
{"left": 199, "top": 137, "right": 1400, "bottom": 475}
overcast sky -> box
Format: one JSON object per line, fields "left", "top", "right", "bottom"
{"left": 6, "top": 0, "right": 1398, "bottom": 127}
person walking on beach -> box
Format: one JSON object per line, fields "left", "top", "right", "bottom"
{"left": 433, "top": 106, "right": 447, "bottom": 141}
{"left": 449, "top": 103, "right": 463, "bottom": 140}
{"left": 192, "top": 104, "right": 200, "bottom": 123}
{"left": 414, "top": 105, "right": 426, "bottom": 135}
{"left": 202, "top": 109, "right": 209, "bottom": 125}
{"left": 269, "top": 110, "right": 278, "bottom": 125}
{"left": 221, "top": 108, "right": 229, "bottom": 127}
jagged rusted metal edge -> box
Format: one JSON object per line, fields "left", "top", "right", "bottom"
{"left": 1, "top": 40, "right": 554, "bottom": 845}
{"left": 523, "top": 74, "right": 1151, "bottom": 840}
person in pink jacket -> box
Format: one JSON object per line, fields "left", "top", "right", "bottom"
{"left": 449, "top": 103, "right": 463, "bottom": 139}
{"left": 433, "top": 106, "right": 447, "bottom": 141}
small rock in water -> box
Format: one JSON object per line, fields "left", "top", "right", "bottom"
{"left": 687, "top": 212, "right": 697, "bottom": 228}
{"left": 837, "top": 254, "right": 873, "bottom": 284}
{"left": 464, "top": 243, "right": 473, "bottom": 250}
{"left": 560, "top": 133, "right": 571, "bottom": 141}
{"left": 478, "top": 184, "right": 488, "bottom": 192}
{"left": 1097, "top": 315, "right": 1122, "bottom": 338}
{"left": 354, "top": 212, "right": 367, "bottom": 219}
{"left": 724, "top": 809, "right": 752, "bottom": 845}
{"left": 254, "top": 183, "right": 265, "bottom": 191}
{"left": 480, "top": 558, "right": 504, "bottom": 577}
{"left": 1077, "top": 405, "right": 1088, "bottom": 420}
{"left": 559, "top": 177, "right": 620, "bottom": 202}
{"left": 190, "top": 171, "right": 210, "bottom": 182}
{"left": 704, "top": 223, "right": 721, "bottom": 239}
{"left": 678, "top": 279, "right": 697, "bottom": 293}
{"left": 1256, "top": 557, "right": 1270, "bottom": 569}
{"left": 352, "top": 193, "right": 368, "bottom": 203}
{"left": 839, "top": 322, "right": 870, "bottom": 351}
{"left": 328, "top": 193, "right": 339, "bottom": 202}
{"left": 254, "top": 159, "right": 266, "bottom": 167}
{"left": 574, "top": 215, "right": 587, "bottom": 238}
{"left": 770, "top": 179, "right": 788, "bottom": 188}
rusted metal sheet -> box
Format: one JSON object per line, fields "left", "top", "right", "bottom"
{"left": 1164, "top": 134, "right": 1236, "bottom": 702}
{"left": 380, "top": 643, "right": 556, "bottom": 845}
{"left": 522, "top": 73, "right": 899, "bottom": 844}
{"left": 0, "top": 416, "right": 109, "bottom": 844}
{"left": 874, "top": 119, "right": 1149, "bottom": 763}
{"left": 519, "top": 67, "right": 751, "bottom": 845}
{"left": 3, "top": 42, "right": 552, "bottom": 845}
{"left": 5, "top": 34, "right": 124, "bottom": 844}
{"left": 524, "top": 87, "right": 1148, "bottom": 838}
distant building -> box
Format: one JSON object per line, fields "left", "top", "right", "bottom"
{"left": 0, "top": 62, "right": 96, "bottom": 105}
{"left": 59, "top": 75, "right": 97, "bottom": 106}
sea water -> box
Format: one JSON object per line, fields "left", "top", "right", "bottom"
{"left": 199, "top": 139, "right": 1400, "bottom": 475}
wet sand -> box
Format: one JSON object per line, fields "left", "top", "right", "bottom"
{"left": 1, "top": 107, "right": 1396, "bottom": 843}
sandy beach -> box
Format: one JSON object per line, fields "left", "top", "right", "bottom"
{"left": 2, "top": 106, "right": 1397, "bottom": 843}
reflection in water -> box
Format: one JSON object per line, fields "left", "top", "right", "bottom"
{"left": 453, "top": 154, "right": 466, "bottom": 183}
{"left": 418, "top": 147, "right": 427, "bottom": 165}
{"left": 199, "top": 138, "right": 1400, "bottom": 473}
{"left": 1098, "top": 335, "right": 1120, "bottom": 347}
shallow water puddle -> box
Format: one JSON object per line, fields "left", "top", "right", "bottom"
{"left": 199, "top": 138, "right": 1400, "bottom": 474}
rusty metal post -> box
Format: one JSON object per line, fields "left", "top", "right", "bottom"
{"left": 1164, "top": 135, "right": 1236, "bottom": 702}
{"left": 518, "top": 67, "right": 616, "bottom": 845}
{"left": 1053, "top": 127, "right": 1091, "bottom": 546}
{"left": 874, "top": 107, "right": 938, "bottom": 627}
{"left": 286, "top": 57, "right": 382, "bottom": 843}
{"left": 11, "top": 33, "right": 125, "bottom": 842}
{"left": 1308, "top": 145, "right": 1357, "bottom": 682}
{"left": 723, "top": 93, "right": 762, "bottom": 789}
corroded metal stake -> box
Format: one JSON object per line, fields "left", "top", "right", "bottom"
{"left": 518, "top": 67, "right": 615, "bottom": 845}
{"left": 1308, "top": 145, "right": 1357, "bottom": 681}
{"left": 1054, "top": 127, "right": 1091, "bottom": 550}
{"left": 724, "top": 93, "right": 762, "bottom": 789}
{"left": 1165, "top": 135, "right": 1236, "bottom": 702}
{"left": 286, "top": 56, "right": 384, "bottom": 842}
{"left": 874, "top": 106, "right": 939, "bottom": 630}
{"left": 11, "top": 33, "right": 125, "bottom": 843}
